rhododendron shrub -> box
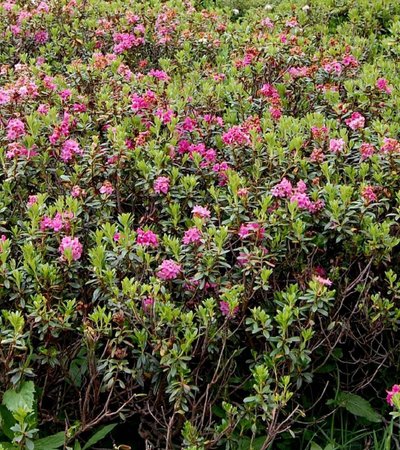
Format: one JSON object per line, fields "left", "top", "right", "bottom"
{"left": 0, "top": 0, "right": 399, "bottom": 448}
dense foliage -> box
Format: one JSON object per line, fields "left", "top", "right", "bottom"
{"left": 0, "top": 0, "right": 400, "bottom": 448}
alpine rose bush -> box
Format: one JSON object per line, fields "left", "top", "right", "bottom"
{"left": 0, "top": 0, "right": 399, "bottom": 448}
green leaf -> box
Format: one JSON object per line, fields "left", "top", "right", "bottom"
{"left": 73, "top": 441, "right": 82, "bottom": 450}
{"left": 336, "top": 392, "right": 381, "bottom": 423}
{"left": 0, "top": 405, "right": 16, "bottom": 440}
{"left": 0, "top": 443, "right": 18, "bottom": 450}
{"left": 34, "top": 431, "right": 66, "bottom": 450}
{"left": 310, "top": 443, "right": 323, "bottom": 450}
{"left": 82, "top": 424, "right": 117, "bottom": 450}
{"left": 2, "top": 382, "right": 35, "bottom": 413}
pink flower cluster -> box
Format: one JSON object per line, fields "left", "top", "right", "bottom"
{"left": 222, "top": 125, "right": 251, "bottom": 146}
{"left": 386, "top": 384, "right": 400, "bottom": 406}
{"left": 238, "top": 222, "right": 265, "bottom": 240}
{"left": 219, "top": 301, "right": 239, "bottom": 318}
{"left": 60, "top": 139, "right": 83, "bottom": 162}
{"left": 41, "top": 212, "right": 74, "bottom": 232}
{"left": 136, "top": 228, "right": 159, "bottom": 247}
{"left": 99, "top": 181, "right": 113, "bottom": 195}
{"left": 381, "top": 138, "right": 400, "bottom": 153}
{"left": 154, "top": 176, "right": 170, "bottom": 194}
{"left": 59, "top": 236, "right": 82, "bottom": 261}
{"left": 183, "top": 227, "right": 202, "bottom": 245}
{"left": 192, "top": 205, "right": 211, "bottom": 219}
{"left": 376, "top": 78, "right": 392, "bottom": 94}
{"left": 345, "top": 112, "right": 365, "bottom": 130}
{"left": 361, "top": 186, "right": 377, "bottom": 204}
{"left": 6, "top": 142, "right": 37, "bottom": 159}
{"left": 260, "top": 83, "right": 282, "bottom": 120}
{"left": 157, "top": 259, "right": 181, "bottom": 280}
{"left": 272, "top": 178, "right": 324, "bottom": 213}
{"left": 329, "top": 138, "right": 345, "bottom": 153}
{"left": 6, "top": 118, "right": 25, "bottom": 140}
{"left": 359, "top": 142, "right": 374, "bottom": 159}
{"left": 113, "top": 30, "right": 144, "bottom": 54}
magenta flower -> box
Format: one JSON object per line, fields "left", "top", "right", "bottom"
{"left": 313, "top": 275, "right": 333, "bottom": 286}
{"left": 238, "top": 223, "right": 265, "bottom": 240}
{"left": 345, "top": 112, "right": 365, "bottom": 130}
{"left": 376, "top": 78, "right": 392, "bottom": 94}
{"left": 142, "top": 297, "right": 155, "bottom": 313}
{"left": 100, "top": 181, "right": 114, "bottom": 196}
{"left": 34, "top": 30, "right": 49, "bottom": 44}
{"left": 6, "top": 118, "right": 25, "bottom": 140}
{"left": 154, "top": 176, "right": 170, "bottom": 195}
{"left": 182, "top": 227, "right": 202, "bottom": 245}
{"left": 329, "top": 138, "right": 345, "bottom": 153}
{"left": 362, "top": 186, "right": 377, "bottom": 204}
{"left": 157, "top": 259, "right": 181, "bottom": 280}
{"left": 61, "top": 139, "right": 82, "bottom": 162}
{"left": 386, "top": 384, "right": 400, "bottom": 406}
{"left": 27, "top": 195, "right": 38, "bottom": 208}
{"left": 219, "top": 300, "right": 239, "bottom": 318}
{"left": 222, "top": 126, "right": 251, "bottom": 146}
{"left": 271, "top": 178, "right": 293, "bottom": 198}
{"left": 381, "top": 138, "right": 400, "bottom": 153}
{"left": 136, "top": 228, "right": 159, "bottom": 247}
{"left": 192, "top": 205, "right": 211, "bottom": 219}
{"left": 59, "top": 236, "right": 82, "bottom": 261}
{"left": 359, "top": 143, "right": 374, "bottom": 159}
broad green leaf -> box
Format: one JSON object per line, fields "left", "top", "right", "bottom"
{"left": 2, "top": 382, "right": 35, "bottom": 413}
{"left": 310, "top": 442, "right": 323, "bottom": 450}
{"left": 82, "top": 424, "right": 117, "bottom": 450}
{"left": 336, "top": 392, "right": 381, "bottom": 423}
{"left": 34, "top": 431, "right": 66, "bottom": 449}
{"left": 0, "top": 405, "right": 16, "bottom": 440}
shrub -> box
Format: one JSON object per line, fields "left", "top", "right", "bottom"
{"left": 0, "top": 0, "right": 399, "bottom": 448}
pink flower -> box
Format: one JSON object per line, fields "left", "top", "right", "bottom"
{"left": 34, "top": 30, "right": 48, "bottom": 44}
{"left": 59, "top": 89, "right": 72, "bottom": 101}
{"left": 183, "top": 227, "right": 202, "bottom": 245}
{"left": 359, "top": 143, "right": 374, "bottom": 159}
{"left": 61, "top": 139, "right": 82, "bottom": 162}
{"left": 222, "top": 126, "right": 251, "bottom": 146}
{"left": 148, "top": 69, "right": 170, "bottom": 81}
{"left": 157, "top": 259, "right": 181, "bottom": 280}
{"left": 345, "top": 112, "right": 365, "bottom": 130}
{"left": 271, "top": 178, "right": 293, "bottom": 198}
{"left": 290, "top": 192, "right": 312, "bottom": 210}
{"left": 381, "top": 138, "right": 400, "bottom": 153}
{"left": 376, "top": 78, "right": 392, "bottom": 94}
{"left": 27, "top": 195, "right": 38, "bottom": 207}
{"left": 313, "top": 275, "right": 332, "bottom": 286}
{"left": 6, "top": 118, "right": 25, "bottom": 140}
{"left": 219, "top": 300, "right": 239, "bottom": 318}
{"left": 154, "top": 176, "right": 170, "bottom": 194}
{"left": 59, "top": 236, "right": 82, "bottom": 261}
{"left": 362, "top": 186, "right": 377, "bottom": 204}
{"left": 329, "top": 138, "right": 345, "bottom": 153}
{"left": 237, "top": 253, "right": 250, "bottom": 266}
{"left": 192, "top": 205, "right": 211, "bottom": 219}
{"left": 113, "top": 232, "right": 121, "bottom": 242}
{"left": 386, "top": 384, "right": 400, "bottom": 406}
{"left": 71, "top": 185, "right": 84, "bottom": 198}
{"left": 100, "top": 181, "right": 114, "bottom": 196}
{"left": 238, "top": 188, "right": 249, "bottom": 198}
{"left": 37, "top": 103, "right": 49, "bottom": 115}
{"left": 238, "top": 223, "right": 265, "bottom": 240}
{"left": 142, "top": 297, "right": 154, "bottom": 313}
{"left": 136, "top": 228, "right": 159, "bottom": 247}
